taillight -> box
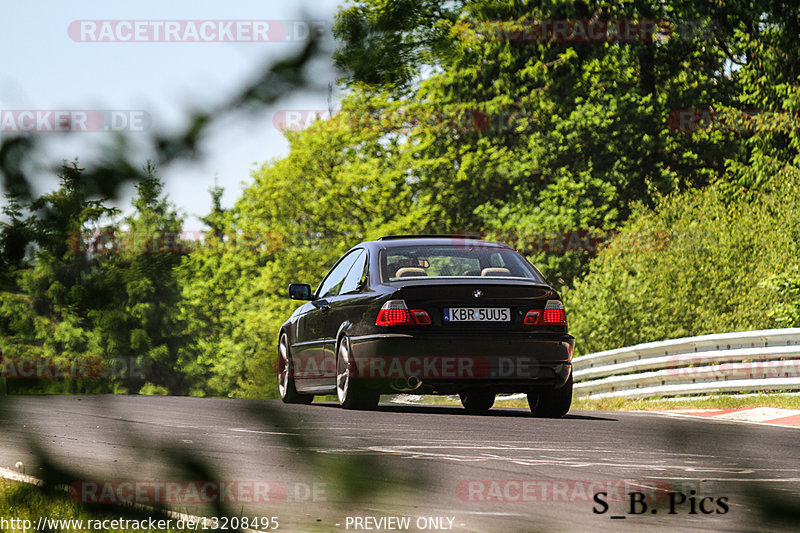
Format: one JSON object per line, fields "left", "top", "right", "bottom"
{"left": 376, "top": 300, "right": 431, "bottom": 326}
{"left": 410, "top": 309, "right": 431, "bottom": 324}
{"left": 541, "top": 300, "right": 567, "bottom": 325}
{"left": 523, "top": 310, "right": 541, "bottom": 325}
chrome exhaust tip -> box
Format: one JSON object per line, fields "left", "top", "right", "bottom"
{"left": 390, "top": 377, "right": 422, "bottom": 391}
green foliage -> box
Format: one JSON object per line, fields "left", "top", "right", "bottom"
{"left": 333, "top": 0, "right": 461, "bottom": 89}
{"left": 567, "top": 164, "right": 800, "bottom": 355}
{"left": 1, "top": 162, "right": 190, "bottom": 395}
{"left": 330, "top": 0, "right": 746, "bottom": 285}
{"left": 139, "top": 382, "right": 169, "bottom": 396}
{"left": 3, "top": 1, "right": 800, "bottom": 398}
{"left": 172, "top": 0, "right": 800, "bottom": 393}
{"left": 178, "top": 96, "right": 422, "bottom": 398}
{"left": 723, "top": 1, "right": 800, "bottom": 180}
{"left": 763, "top": 270, "right": 800, "bottom": 327}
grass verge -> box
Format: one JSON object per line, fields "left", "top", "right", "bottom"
{"left": 404, "top": 393, "right": 800, "bottom": 412}
{"left": 0, "top": 478, "right": 195, "bottom": 532}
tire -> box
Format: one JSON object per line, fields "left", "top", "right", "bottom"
{"left": 336, "top": 337, "right": 379, "bottom": 410}
{"left": 528, "top": 374, "right": 572, "bottom": 418}
{"left": 278, "top": 333, "right": 313, "bottom": 404}
{"left": 459, "top": 392, "right": 496, "bottom": 414}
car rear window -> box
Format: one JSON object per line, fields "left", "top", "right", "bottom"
{"left": 380, "top": 245, "right": 545, "bottom": 282}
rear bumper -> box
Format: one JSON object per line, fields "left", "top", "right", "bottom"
{"left": 348, "top": 332, "right": 574, "bottom": 394}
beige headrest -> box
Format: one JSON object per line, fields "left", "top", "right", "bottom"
{"left": 481, "top": 267, "right": 511, "bottom": 277}
{"left": 395, "top": 267, "right": 427, "bottom": 278}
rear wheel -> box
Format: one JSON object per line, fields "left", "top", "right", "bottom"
{"left": 278, "top": 333, "right": 313, "bottom": 404}
{"left": 528, "top": 374, "right": 572, "bottom": 418}
{"left": 337, "top": 337, "right": 379, "bottom": 410}
{"left": 459, "top": 392, "right": 496, "bottom": 414}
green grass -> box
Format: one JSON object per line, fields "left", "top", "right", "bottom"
{"left": 0, "top": 479, "right": 195, "bottom": 532}
{"left": 566, "top": 394, "right": 800, "bottom": 412}
{"left": 405, "top": 393, "right": 800, "bottom": 412}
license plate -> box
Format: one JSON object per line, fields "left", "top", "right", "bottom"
{"left": 444, "top": 308, "right": 511, "bottom": 322}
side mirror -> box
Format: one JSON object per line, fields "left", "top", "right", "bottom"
{"left": 288, "top": 283, "right": 313, "bottom": 300}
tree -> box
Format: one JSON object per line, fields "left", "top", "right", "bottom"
{"left": 566, "top": 164, "right": 800, "bottom": 355}
{"left": 332, "top": 0, "right": 741, "bottom": 284}
{"left": 90, "top": 163, "right": 190, "bottom": 393}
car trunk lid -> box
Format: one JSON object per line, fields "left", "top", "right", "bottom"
{"left": 393, "top": 280, "right": 560, "bottom": 332}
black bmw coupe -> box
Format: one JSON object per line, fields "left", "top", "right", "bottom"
{"left": 278, "top": 236, "right": 575, "bottom": 416}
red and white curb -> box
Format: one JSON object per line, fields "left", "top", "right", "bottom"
{"left": 663, "top": 407, "right": 800, "bottom": 428}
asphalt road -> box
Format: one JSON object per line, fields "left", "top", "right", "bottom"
{"left": 1, "top": 395, "right": 799, "bottom": 532}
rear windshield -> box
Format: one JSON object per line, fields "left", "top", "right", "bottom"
{"left": 380, "top": 245, "right": 545, "bottom": 282}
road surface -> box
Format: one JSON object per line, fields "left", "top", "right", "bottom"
{"left": 1, "top": 395, "right": 798, "bottom": 532}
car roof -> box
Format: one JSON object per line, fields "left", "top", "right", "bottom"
{"left": 355, "top": 235, "right": 514, "bottom": 251}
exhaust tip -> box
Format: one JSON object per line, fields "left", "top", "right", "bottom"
{"left": 390, "top": 377, "right": 422, "bottom": 391}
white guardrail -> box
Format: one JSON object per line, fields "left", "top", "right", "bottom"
{"left": 573, "top": 328, "right": 800, "bottom": 399}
